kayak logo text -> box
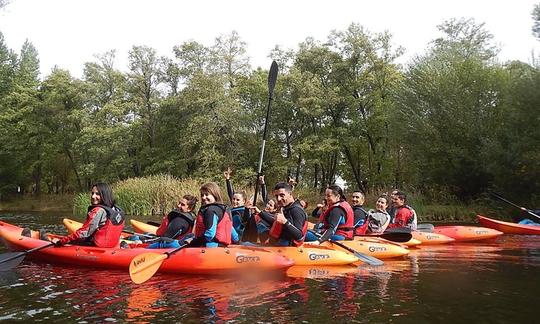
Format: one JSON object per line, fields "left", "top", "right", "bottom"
{"left": 308, "top": 253, "right": 330, "bottom": 260}
{"left": 133, "top": 257, "right": 145, "bottom": 267}
{"left": 236, "top": 255, "right": 261, "bottom": 263}
{"left": 368, "top": 246, "right": 387, "bottom": 252}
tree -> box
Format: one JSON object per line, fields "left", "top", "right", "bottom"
{"left": 396, "top": 18, "right": 503, "bottom": 199}
{"left": 533, "top": 3, "right": 540, "bottom": 41}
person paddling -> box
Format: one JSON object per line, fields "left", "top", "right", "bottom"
{"left": 249, "top": 182, "right": 307, "bottom": 246}
{"left": 56, "top": 183, "right": 125, "bottom": 248}
{"left": 146, "top": 194, "right": 198, "bottom": 249}
{"left": 360, "top": 195, "right": 391, "bottom": 234}
{"left": 351, "top": 191, "right": 368, "bottom": 235}
{"left": 305, "top": 185, "right": 354, "bottom": 244}
{"left": 224, "top": 168, "right": 251, "bottom": 237}
{"left": 387, "top": 191, "right": 418, "bottom": 230}
{"left": 188, "top": 182, "right": 238, "bottom": 248}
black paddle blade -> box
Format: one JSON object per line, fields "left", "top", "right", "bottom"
{"left": 379, "top": 232, "right": 413, "bottom": 243}
{"left": 0, "top": 252, "right": 26, "bottom": 271}
{"left": 267, "top": 61, "right": 278, "bottom": 98}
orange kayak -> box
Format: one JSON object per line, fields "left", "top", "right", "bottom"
{"left": 323, "top": 238, "right": 410, "bottom": 259}
{"left": 477, "top": 215, "right": 540, "bottom": 235}
{"left": 411, "top": 231, "right": 455, "bottom": 245}
{"left": 65, "top": 218, "right": 358, "bottom": 266}
{"left": 0, "top": 220, "right": 293, "bottom": 275}
{"left": 432, "top": 225, "right": 503, "bottom": 242}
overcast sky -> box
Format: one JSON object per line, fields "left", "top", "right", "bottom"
{"left": 1, "top": 0, "right": 539, "bottom": 78}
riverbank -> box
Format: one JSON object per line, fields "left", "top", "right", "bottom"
{"left": 0, "top": 193, "right": 495, "bottom": 223}
{"left": 0, "top": 194, "right": 73, "bottom": 213}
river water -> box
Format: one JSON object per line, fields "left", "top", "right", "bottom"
{"left": 0, "top": 212, "right": 539, "bottom": 323}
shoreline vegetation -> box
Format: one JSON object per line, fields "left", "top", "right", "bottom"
{"left": 0, "top": 175, "right": 506, "bottom": 223}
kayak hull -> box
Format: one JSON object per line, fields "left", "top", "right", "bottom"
{"left": 477, "top": 215, "right": 540, "bottom": 235}
{"left": 432, "top": 225, "right": 503, "bottom": 242}
{"left": 411, "top": 231, "right": 455, "bottom": 245}
{"left": 130, "top": 219, "right": 158, "bottom": 235}
{"left": 324, "top": 238, "right": 410, "bottom": 259}
{"left": 67, "top": 218, "right": 358, "bottom": 266}
{"left": 0, "top": 221, "right": 293, "bottom": 274}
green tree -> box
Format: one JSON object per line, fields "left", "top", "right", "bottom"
{"left": 397, "top": 18, "right": 503, "bottom": 199}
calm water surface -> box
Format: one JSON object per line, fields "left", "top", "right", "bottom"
{"left": 1, "top": 212, "right": 539, "bottom": 323}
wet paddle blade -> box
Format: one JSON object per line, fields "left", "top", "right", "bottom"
{"left": 129, "top": 252, "right": 168, "bottom": 284}
{"left": 0, "top": 252, "right": 26, "bottom": 271}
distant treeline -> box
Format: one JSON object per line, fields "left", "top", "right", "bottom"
{"left": 0, "top": 17, "right": 539, "bottom": 205}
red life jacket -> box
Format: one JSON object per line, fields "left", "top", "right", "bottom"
{"left": 88, "top": 205, "right": 125, "bottom": 248}
{"left": 194, "top": 203, "right": 232, "bottom": 246}
{"left": 156, "top": 210, "right": 195, "bottom": 239}
{"left": 268, "top": 218, "right": 308, "bottom": 246}
{"left": 318, "top": 201, "right": 354, "bottom": 239}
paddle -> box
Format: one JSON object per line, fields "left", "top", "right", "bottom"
{"left": 0, "top": 242, "right": 54, "bottom": 271}
{"left": 307, "top": 230, "right": 383, "bottom": 266}
{"left": 146, "top": 221, "right": 161, "bottom": 227}
{"left": 417, "top": 223, "right": 435, "bottom": 232}
{"left": 489, "top": 191, "right": 540, "bottom": 222}
{"left": 129, "top": 240, "right": 191, "bottom": 284}
{"left": 242, "top": 61, "right": 279, "bottom": 243}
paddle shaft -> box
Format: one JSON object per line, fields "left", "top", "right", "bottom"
{"left": 0, "top": 242, "right": 55, "bottom": 268}
{"left": 490, "top": 192, "right": 540, "bottom": 221}
{"left": 252, "top": 61, "right": 278, "bottom": 207}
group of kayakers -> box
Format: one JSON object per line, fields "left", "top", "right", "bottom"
{"left": 24, "top": 172, "right": 422, "bottom": 249}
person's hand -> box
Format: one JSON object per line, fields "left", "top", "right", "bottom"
{"left": 287, "top": 176, "right": 297, "bottom": 187}
{"left": 258, "top": 175, "right": 265, "bottom": 184}
{"left": 223, "top": 167, "right": 232, "bottom": 180}
{"left": 316, "top": 203, "right": 324, "bottom": 208}
{"left": 248, "top": 206, "right": 261, "bottom": 214}
{"left": 54, "top": 238, "right": 65, "bottom": 247}
{"left": 275, "top": 212, "right": 287, "bottom": 224}
{"left": 305, "top": 240, "right": 320, "bottom": 246}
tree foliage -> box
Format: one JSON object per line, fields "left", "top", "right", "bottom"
{"left": 0, "top": 23, "right": 538, "bottom": 206}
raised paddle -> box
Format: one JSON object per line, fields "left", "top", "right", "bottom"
{"left": 242, "top": 61, "right": 279, "bottom": 243}
{"left": 307, "top": 230, "right": 384, "bottom": 266}
{"left": 0, "top": 242, "right": 55, "bottom": 271}
{"left": 129, "top": 240, "right": 191, "bottom": 284}
{"left": 489, "top": 191, "right": 540, "bottom": 222}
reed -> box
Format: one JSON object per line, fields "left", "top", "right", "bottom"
{"left": 73, "top": 175, "right": 202, "bottom": 217}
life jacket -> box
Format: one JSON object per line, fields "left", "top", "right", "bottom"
{"left": 318, "top": 201, "right": 354, "bottom": 239}
{"left": 268, "top": 201, "right": 308, "bottom": 246}
{"left": 194, "top": 203, "right": 233, "bottom": 246}
{"left": 404, "top": 205, "right": 418, "bottom": 230}
{"left": 156, "top": 209, "right": 195, "bottom": 239}
{"left": 268, "top": 216, "right": 309, "bottom": 247}
{"left": 87, "top": 205, "right": 125, "bottom": 248}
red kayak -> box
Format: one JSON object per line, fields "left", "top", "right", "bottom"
{"left": 0, "top": 221, "right": 293, "bottom": 275}
{"left": 477, "top": 215, "right": 540, "bottom": 235}
{"left": 432, "top": 225, "right": 503, "bottom": 242}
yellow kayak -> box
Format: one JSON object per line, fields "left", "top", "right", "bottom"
{"left": 322, "top": 238, "right": 409, "bottom": 259}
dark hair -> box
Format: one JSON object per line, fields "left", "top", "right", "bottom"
{"left": 183, "top": 194, "right": 198, "bottom": 210}
{"left": 377, "top": 194, "right": 389, "bottom": 204}
{"left": 92, "top": 182, "right": 114, "bottom": 207}
{"left": 273, "top": 182, "right": 293, "bottom": 192}
{"left": 327, "top": 185, "right": 346, "bottom": 201}
{"left": 200, "top": 182, "right": 223, "bottom": 203}
{"left": 394, "top": 191, "right": 407, "bottom": 202}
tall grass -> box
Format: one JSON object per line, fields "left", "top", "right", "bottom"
{"left": 73, "top": 175, "right": 202, "bottom": 217}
